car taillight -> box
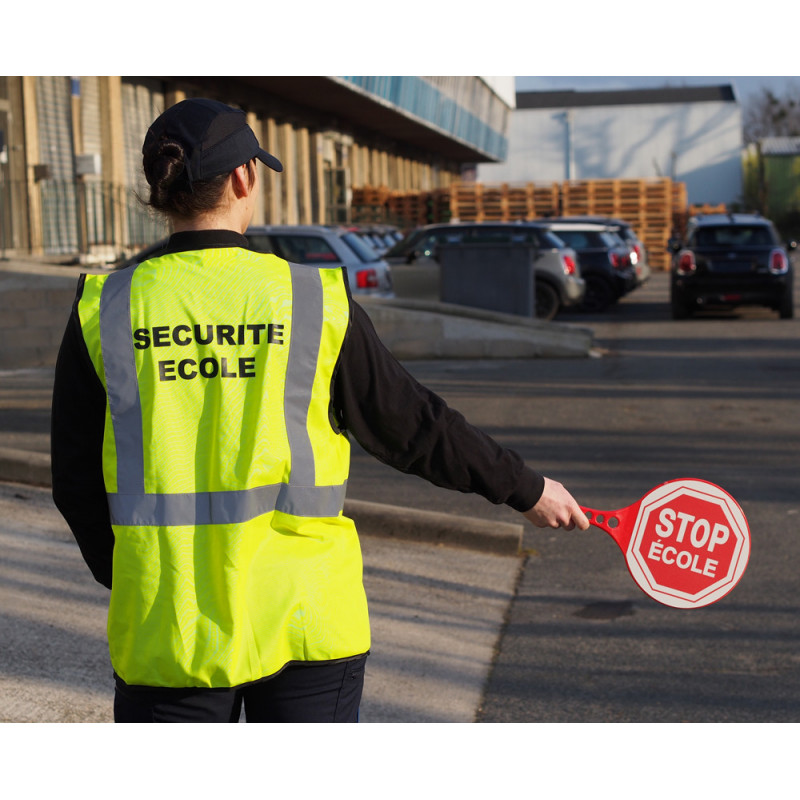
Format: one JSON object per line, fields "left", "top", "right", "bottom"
{"left": 769, "top": 248, "right": 789, "bottom": 275}
{"left": 609, "top": 250, "right": 628, "bottom": 269}
{"left": 629, "top": 246, "right": 639, "bottom": 266}
{"left": 356, "top": 268, "right": 379, "bottom": 288}
{"left": 677, "top": 250, "right": 696, "bottom": 275}
{"left": 633, "top": 243, "right": 643, "bottom": 262}
{"left": 562, "top": 254, "right": 576, "bottom": 275}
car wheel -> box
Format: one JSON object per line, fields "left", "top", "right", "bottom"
{"left": 779, "top": 287, "right": 794, "bottom": 319}
{"left": 535, "top": 280, "right": 560, "bottom": 321}
{"left": 580, "top": 275, "right": 615, "bottom": 312}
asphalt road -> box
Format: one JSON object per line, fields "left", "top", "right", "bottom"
{"left": 347, "top": 271, "right": 800, "bottom": 723}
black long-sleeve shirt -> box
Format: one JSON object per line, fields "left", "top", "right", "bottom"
{"left": 51, "top": 230, "right": 544, "bottom": 588}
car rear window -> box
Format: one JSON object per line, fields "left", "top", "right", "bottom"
{"left": 691, "top": 226, "right": 775, "bottom": 247}
{"left": 265, "top": 235, "right": 339, "bottom": 263}
{"left": 621, "top": 227, "right": 638, "bottom": 241}
{"left": 602, "top": 232, "right": 625, "bottom": 248}
{"left": 464, "top": 228, "right": 517, "bottom": 244}
{"left": 384, "top": 231, "right": 422, "bottom": 257}
{"left": 470, "top": 227, "right": 556, "bottom": 247}
{"left": 538, "top": 231, "right": 567, "bottom": 248}
{"left": 555, "top": 230, "right": 616, "bottom": 249}
{"left": 246, "top": 234, "right": 273, "bottom": 254}
{"left": 341, "top": 232, "right": 381, "bottom": 262}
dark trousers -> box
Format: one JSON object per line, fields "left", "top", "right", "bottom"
{"left": 113, "top": 655, "right": 367, "bottom": 723}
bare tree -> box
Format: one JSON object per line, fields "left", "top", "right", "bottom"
{"left": 743, "top": 84, "right": 800, "bottom": 143}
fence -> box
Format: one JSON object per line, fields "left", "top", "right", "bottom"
{"left": 0, "top": 178, "right": 167, "bottom": 261}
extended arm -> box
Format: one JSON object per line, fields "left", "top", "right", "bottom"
{"left": 334, "top": 301, "right": 586, "bottom": 529}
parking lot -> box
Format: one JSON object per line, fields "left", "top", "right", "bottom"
{"left": 348, "top": 270, "right": 800, "bottom": 723}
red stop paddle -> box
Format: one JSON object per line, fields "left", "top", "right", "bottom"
{"left": 580, "top": 478, "right": 750, "bottom": 609}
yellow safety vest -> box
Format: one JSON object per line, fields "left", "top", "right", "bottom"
{"left": 77, "top": 247, "right": 370, "bottom": 688}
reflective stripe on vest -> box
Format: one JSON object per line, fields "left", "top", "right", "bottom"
{"left": 99, "top": 260, "right": 346, "bottom": 526}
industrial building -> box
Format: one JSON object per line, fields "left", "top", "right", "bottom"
{"left": 0, "top": 76, "right": 514, "bottom": 262}
{"left": 476, "top": 85, "right": 744, "bottom": 208}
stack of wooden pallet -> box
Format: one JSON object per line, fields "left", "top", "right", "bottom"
{"left": 351, "top": 186, "right": 391, "bottom": 224}
{"left": 351, "top": 179, "right": 695, "bottom": 269}
{"left": 386, "top": 191, "right": 428, "bottom": 227}
{"left": 561, "top": 180, "right": 608, "bottom": 215}
{"left": 480, "top": 185, "right": 508, "bottom": 221}
{"left": 352, "top": 186, "right": 390, "bottom": 206}
{"left": 445, "top": 182, "right": 562, "bottom": 221}
{"left": 531, "top": 183, "right": 561, "bottom": 218}
{"left": 628, "top": 179, "right": 673, "bottom": 272}
{"left": 689, "top": 202, "right": 727, "bottom": 215}
{"left": 429, "top": 188, "right": 454, "bottom": 223}
{"left": 505, "top": 184, "right": 532, "bottom": 219}
{"left": 448, "top": 183, "right": 482, "bottom": 221}
{"left": 559, "top": 178, "right": 674, "bottom": 270}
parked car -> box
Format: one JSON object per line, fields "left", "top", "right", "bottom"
{"left": 382, "top": 222, "right": 585, "bottom": 320}
{"left": 245, "top": 225, "right": 393, "bottom": 295}
{"left": 114, "top": 225, "right": 394, "bottom": 297}
{"left": 543, "top": 220, "right": 639, "bottom": 311}
{"left": 668, "top": 213, "right": 795, "bottom": 319}
{"left": 553, "top": 215, "right": 651, "bottom": 286}
{"left": 346, "top": 224, "right": 404, "bottom": 256}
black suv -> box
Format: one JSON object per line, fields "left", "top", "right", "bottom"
{"left": 669, "top": 214, "right": 796, "bottom": 319}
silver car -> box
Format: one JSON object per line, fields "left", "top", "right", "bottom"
{"left": 383, "top": 222, "right": 585, "bottom": 320}
{"left": 114, "top": 224, "right": 394, "bottom": 298}
{"left": 245, "top": 225, "right": 393, "bottom": 296}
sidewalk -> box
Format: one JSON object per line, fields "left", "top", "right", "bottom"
{"left": 0, "top": 365, "right": 525, "bottom": 723}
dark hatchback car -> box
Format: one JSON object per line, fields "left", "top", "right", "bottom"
{"left": 552, "top": 215, "right": 651, "bottom": 286}
{"left": 669, "top": 214, "right": 795, "bottom": 319}
{"left": 545, "top": 221, "right": 639, "bottom": 311}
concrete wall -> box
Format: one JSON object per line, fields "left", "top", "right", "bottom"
{"left": 478, "top": 100, "right": 744, "bottom": 207}
{"left": 0, "top": 262, "right": 79, "bottom": 369}
{"left": 0, "top": 261, "right": 593, "bottom": 372}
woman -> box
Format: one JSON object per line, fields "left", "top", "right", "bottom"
{"left": 51, "top": 97, "right": 588, "bottom": 723}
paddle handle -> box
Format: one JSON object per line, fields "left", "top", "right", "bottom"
{"left": 579, "top": 505, "right": 635, "bottom": 549}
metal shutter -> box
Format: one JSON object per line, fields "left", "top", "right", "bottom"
{"left": 36, "top": 76, "right": 76, "bottom": 254}
{"left": 121, "top": 79, "right": 167, "bottom": 247}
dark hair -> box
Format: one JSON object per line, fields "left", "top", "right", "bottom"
{"left": 142, "top": 137, "right": 254, "bottom": 220}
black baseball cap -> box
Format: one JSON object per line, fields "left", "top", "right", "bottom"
{"left": 143, "top": 98, "right": 283, "bottom": 185}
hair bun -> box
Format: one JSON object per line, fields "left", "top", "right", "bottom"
{"left": 140, "top": 133, "right": 230, "bottom": 218}
{"left": 144, "top": 139, "right": 188, "bottom": 205}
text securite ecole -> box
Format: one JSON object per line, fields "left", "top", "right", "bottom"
{"left": 133, "top": 322, "right": 286, "bottom": 382}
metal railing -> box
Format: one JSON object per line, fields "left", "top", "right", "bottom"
{"left": 0, "top": 178, "right": 167, "bottom": 260}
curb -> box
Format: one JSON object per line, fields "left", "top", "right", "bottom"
{"left": 344, "top": 498, "right": 523, "bottom": 556}
{"left": 358, "top": 296, "right": 595, "bottom": 359}
{"left": 0, "top": 447, "right": 51, "bottom": 488}
{"left": 0, "top": 448, "right": 523, "bottom": 557}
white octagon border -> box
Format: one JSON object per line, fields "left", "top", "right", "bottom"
{"left": 626, "top": 479, "right": 750, "bottom": 609}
